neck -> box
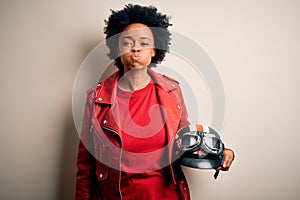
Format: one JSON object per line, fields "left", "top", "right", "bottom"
{"left": 118, "top": 68, "right": 151, "bottom": 91}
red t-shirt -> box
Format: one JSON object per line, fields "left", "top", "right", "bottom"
{"left": 116, "top": 80, "right": 180, "bottom": 200}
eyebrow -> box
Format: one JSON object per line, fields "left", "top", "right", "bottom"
{"left": 121, "top": 36, "right": 151, "bottom": 40}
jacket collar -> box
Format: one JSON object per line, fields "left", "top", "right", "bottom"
{"left": 94, "top": 67, "right": 178, "bottom": 105}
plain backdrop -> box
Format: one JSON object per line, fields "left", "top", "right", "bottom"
{"left": 0, "top": 0, "right": 299, "bottom": 199}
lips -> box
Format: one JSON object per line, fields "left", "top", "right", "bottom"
{"left": 131, "top": 53, "right": 141, "bottom": 60}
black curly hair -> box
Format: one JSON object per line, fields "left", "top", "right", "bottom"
{"left": 104, "top": 4, "right": 172, "bottom": 71}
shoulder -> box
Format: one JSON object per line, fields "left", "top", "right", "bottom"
{"left": 86, "top": 71, "right": 119, "bottom": 94}
{"left": 158, "top": 72, "right": 180, "bottom": 89}
{"left": 150, "top": 69, "right": 180, "bottom": 85}
{"left": 162, "top": 74, "right": 179, "bottom": 84}
{"left": 86, "top": 83, "right": 101, "bottom": 97}
{"left": 148, "top": 69, "right": 183, "bottom": 93}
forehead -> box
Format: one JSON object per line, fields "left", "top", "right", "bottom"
{"left": 120, "top": 23, "right": 154, "bottom": 39}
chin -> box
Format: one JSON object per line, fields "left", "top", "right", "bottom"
{"left": 129, "top": 63, "right": 148, "bottom": 70}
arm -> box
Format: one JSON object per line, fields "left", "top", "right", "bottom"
{"left": 75, "top": 90, "right": 96, "bottom": 199}
{"left": 76, "top": 142, "right": 96, "bottom": 199}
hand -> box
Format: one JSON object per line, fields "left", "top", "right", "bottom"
{"left": 217, "top": 148, "right": 235, "bottom": 171}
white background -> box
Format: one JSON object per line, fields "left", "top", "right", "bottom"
{"left": 0, "top": 0, "right": 299, "bottom": 199}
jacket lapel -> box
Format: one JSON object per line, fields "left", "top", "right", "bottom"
{"left": 93, "top": 68, "right": 182, "bottom": 144}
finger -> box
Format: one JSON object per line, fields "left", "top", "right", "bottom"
{"left": 216, "top": 149, "right": 235, "bottom": 171}
{"left": 216, "top": 157, "right": 229, "bottom": 171}
{"left": 220, "top": 157, "right": 232, "bottom": 171}
{"left": 221, "top": 161, "right": 230, "bottom": 171}
{"left": 223, "top": 156, "right": 234, "bottom": 171}
{"left": 221, "top": 149, "right": 235, "bottom": 170}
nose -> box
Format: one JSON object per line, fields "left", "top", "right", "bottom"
{"left": 131, "top": 49, "right": 140, "bottom": 52}
{"left": 131, "top": 42, "right": 141, "bottom": 52}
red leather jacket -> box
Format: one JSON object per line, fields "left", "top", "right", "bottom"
{"left": 76, "top": 68, "right": 191, "bottom": 200}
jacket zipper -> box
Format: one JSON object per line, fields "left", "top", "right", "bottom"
{"left": 101, "top": 125, "right": 123, "bottom": 200}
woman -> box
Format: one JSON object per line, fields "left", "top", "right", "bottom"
{"left": 76, "top": 4, "right": 234, "bottom": 200}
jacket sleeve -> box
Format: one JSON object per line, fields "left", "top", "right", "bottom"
{"left": 75, "top": 90, "right": 97, "bottom": 200}
{"left": 175, "top": 86, "right": 192, "bottom": 200}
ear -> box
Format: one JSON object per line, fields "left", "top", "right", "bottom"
{"left": 151, "top": 48, "right": 156, "bottom": 57}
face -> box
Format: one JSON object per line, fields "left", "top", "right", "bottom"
{"left": 118, "top": 23, "right": 155, "bottom": 73}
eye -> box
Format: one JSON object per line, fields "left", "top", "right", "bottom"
{"left": 122, "top": 41, "right": 133, "bottom": 47}
{"left": 140, "top": 42, "right": 149, "bottom": 47}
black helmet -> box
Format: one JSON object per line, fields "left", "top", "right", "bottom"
{"left": 175, "top": 124, "right": 224, "bottom": 170}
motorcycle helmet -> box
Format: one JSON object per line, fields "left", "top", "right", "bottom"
{"left": 175, "top": 124, "right": 224, "bottom": 170}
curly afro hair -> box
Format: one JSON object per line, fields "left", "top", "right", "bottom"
{"left": 104, "top": 4, "right": 172, "bottom": 71}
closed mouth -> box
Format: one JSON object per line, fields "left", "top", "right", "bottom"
{"left": 131, "top": 53, "right": 141, "bottom": 60}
